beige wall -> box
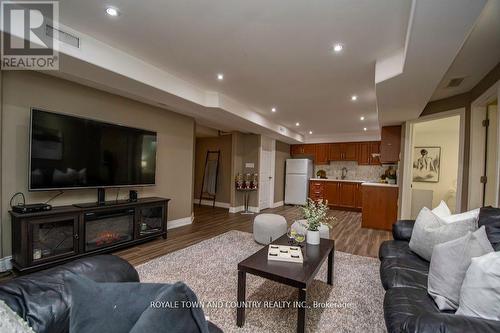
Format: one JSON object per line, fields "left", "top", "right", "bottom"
{"left": 412, "top": 115, "right": 461, "bottom": 212}
{"left": 231, "top": 133, "right": 260, "bottom": 208}
{"left": 1, "top": 71, "right": 195, "bottom": 257}
{"left": 194, "top": 134, "right": 232, "bottom": 204}
{"left": 274, "top": 141, "right": 290, "bottom": 203}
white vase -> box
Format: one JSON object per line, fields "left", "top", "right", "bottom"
{"left": 307, "top": 230, "right": 320, "bottom": 245}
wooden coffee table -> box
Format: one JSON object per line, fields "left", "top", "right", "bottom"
{"left": 236, "top": 235, "right": 335, "bottom": 333}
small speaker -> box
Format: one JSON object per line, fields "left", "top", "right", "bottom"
{"left": 129, "top": 190, "right": 138, "bottom": 202}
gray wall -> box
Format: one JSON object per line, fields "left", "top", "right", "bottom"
{"left": 1, "top": 71, "right": 195, "bottom": 257}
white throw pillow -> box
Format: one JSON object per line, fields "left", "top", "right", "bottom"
{"left": 427, "top": 226, "right": 494, "bottom": 310}
{"left": 432, "top": 200, "right": 451, "bottom": 218}
{"left": 409, "top": 207, "right": 477, "bottom": 261}
{"left": 456, "top": 252, "right": 500, "bottom": 320}
{"left": 441, "top": 208, "right": 480, "bottom": 224}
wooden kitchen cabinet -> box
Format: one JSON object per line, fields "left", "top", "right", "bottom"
{"left": 314, "top": 144, "right": 329, "bottom": 165}
{"left": 328, "top": 144, "right": 342, "bottom": 161}
{"left": 380, "top": 125, "right": 401, "bottom": 164}
{"left": 361, "top": 184, "right": 398, "bottom": 230}
{"left": 325, "top": 181, "right": 340, "bottom": 205}
{"left": 329, "top": 143, "right": 358, "bottom": 161}
{"left": 309, "top": 181, "right": 325, "bottom": 201}
{"left": 355, "top": 183, "right": 363, "bottom": 209}
{"left": 338, "top": 182, "right": 357, "bottom": 208}
{"left": 308, "top": 180, "right": 362, "bottom": 211}
{"left": 370, "top": 142, "right": 381, "bottom": 165}
{"left": 357, "top": 141, "right": 380, "bottom": 165}
{"left": 290, "top": 144, "right": 316, "bottom": 158}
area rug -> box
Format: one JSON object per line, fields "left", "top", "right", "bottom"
{"left": 136, "top": 230, "right": 386, "bottom": 332}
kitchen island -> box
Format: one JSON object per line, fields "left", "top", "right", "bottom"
{"left": 360, "top": 182, "right": 399, "bottom": 230}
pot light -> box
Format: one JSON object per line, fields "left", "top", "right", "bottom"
{"left": 363, "top": 127, "right": 367, "bottom": 131}
{"left": 105, "top": 7, "right": 119, "bottom": 17}
{"left": 360, "top": 116, "right": 365, "bottom": 121}
{"left": 271, "top": 107, "right": 277, "bottom": 112}
{"left": 295, "top": 122, "right": 300, "bottom": 127}
{"left": 351, "top": 95, "right": 358, "bottom": 101}
{"left": 217, "top": 73, "right": 224, "bottom": 80}
{"left": 309, "top": 131, "right": 313, "bottom": 135}
{"left": 333, "top": 43, "right": 343, "bottom": 53}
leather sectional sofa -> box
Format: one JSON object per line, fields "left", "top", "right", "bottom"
{"left": 379, "top": 208, "right": 500, "bottom": 333}
{"left": 0, "top": 255, "right": 222, "bottom": 333}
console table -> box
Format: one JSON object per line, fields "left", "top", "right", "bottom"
{"left": 10, "top": 197, "right": 169, "bottom": 273}
{"left": 236, "top": 188, "right": 257, "bottom": 215}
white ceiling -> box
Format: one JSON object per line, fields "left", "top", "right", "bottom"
{"left": 431, "top": 0, "right": 500, "bottom": 101}
{"left": 58, "top": 0, "right": 412, "bottom": 141}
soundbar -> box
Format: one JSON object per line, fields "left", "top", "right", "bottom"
{"left": 12, "top": 203, "right": 52, "bottom": 214}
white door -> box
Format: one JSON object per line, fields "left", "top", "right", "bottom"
{"left": 259, "top": 137, "right": 275, "bottom": 210}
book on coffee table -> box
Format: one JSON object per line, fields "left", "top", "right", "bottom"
{"left": 267, "top": 244, "right": 303, "bottom": 263}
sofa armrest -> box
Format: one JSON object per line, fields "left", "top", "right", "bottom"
{"left": 392, "top": 220, "right": 415, "bottom": 241}
{"left": 402, "top": 312, "right": 500, "bottom": 333}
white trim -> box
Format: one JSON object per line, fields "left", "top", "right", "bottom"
{"left": 195, "top": 199, "right": 230, "bottom": 209}
{"left": 272, "top": 201, "right": 284, "bottom": 208}
{"left": 401, "top": 108, "right": 466, "bottom": 218}
{"left": 270, "top": 139, "right": 276, "bottom": 209}
{"left": 0, "top": 256, "right": 12, "bottom": 272}
{"left": 229, "top": 206, "right": 260, "bottom": 213}
{"left": 167, "top": 216, "right": 193, "bottom": 230}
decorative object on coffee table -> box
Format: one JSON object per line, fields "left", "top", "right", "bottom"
{"left": 267, "top": 244, "right": 303, "bottom": 263}
{"left": 237, "top": 234, "right": 335, "bottom": 333}
{"left": 301, "top": 198, "right": 335, "bottom": 245}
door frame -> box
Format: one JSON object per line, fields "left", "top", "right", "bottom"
{"left": 400, "top": 108, "right": 466, "bottom": 218}
{"left": 259, "top": 136, "right": 276, "bottom": 210}
{"left": 469, "top": 80, "right": 500, "bottom": 208}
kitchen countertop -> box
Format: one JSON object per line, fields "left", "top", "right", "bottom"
{"left": 309, "top": 178, "right": 367, "bottom": 183}
{"left": 361, "top": 182, "right": 398, "bottom": 188}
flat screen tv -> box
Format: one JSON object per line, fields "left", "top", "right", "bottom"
{"left": 29, "top": 109, "right": 157, "bottom": 190}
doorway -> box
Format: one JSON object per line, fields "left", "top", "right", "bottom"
{"left": 483, "top": 100, "right": 498, "bottom": 206}
{"left": 401, "top": 110, "right": 465, "bottom": 218}
{"left": 259, "top": 136, "right": 275, "bottom": 210}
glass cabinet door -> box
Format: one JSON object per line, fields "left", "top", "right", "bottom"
{"left": 137, "top": 205, "right": 165, "bottom": 238}
{"left": 30, "top": 216, "right": 78, "bottom": 263}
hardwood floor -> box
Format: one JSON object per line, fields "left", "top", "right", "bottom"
{"left": 114, "top": 205, "right": 392, "bottom": 267}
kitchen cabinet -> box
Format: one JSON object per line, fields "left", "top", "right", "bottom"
{"left": 308, "top": 180, "right": 362, "bottom": 211}
{"left": 290, "top": 144, "right": 316, "bottom": 158}
{"left": 357, "top": 141, "right": 381, "bottom": 165}
{"left": 355, "top": 183, "right": 363, "bottom": 209}
{"left": 329, "top": 143, "right": 358, "bottom": 161}
{"left": 361, "top": 184, "right": 398, "bottom": 230}
{"left": 380, "top": 126, "right": 401, "bottom": 164}
{"left": 315, "top": 144, "right": 329, "bottom": 165}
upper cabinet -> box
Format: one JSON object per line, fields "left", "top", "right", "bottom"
{"left": 357, "top": 142, "right": 381, "bottom": 165}
{"left": 329, "top": 143, "right": 357, "bottom": 161}
{"left": 315, "top": 144, "right": 329, "bottom": 165}
{"left": 290, "top": 144, "right": 316, "bottom": 157}
{"left": 380, "top": 126, "right": 401, "bottom": 164}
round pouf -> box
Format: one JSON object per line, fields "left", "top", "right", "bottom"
{"left": 291, "top": 220, "right": 330, "bottom": 239}
{"left": 253, "top": 214, "right": 287, "bottom": 245}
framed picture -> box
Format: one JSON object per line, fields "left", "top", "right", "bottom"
{"left": 412, "top": 147, "right": 441, "bottom": 182}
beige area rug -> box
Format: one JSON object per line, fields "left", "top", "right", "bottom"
{"left": 136, "top": 231, "right": 386, "bottom": 333}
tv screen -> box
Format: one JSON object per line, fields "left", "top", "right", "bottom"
{"left": 29, "top": 109, "right": 157, "bottom": 190}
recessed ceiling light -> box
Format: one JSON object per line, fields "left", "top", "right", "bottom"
{"left": 105, "top": 7, "right": 119, "bottom": 16}
{"left": 363, "top": 127, "right": 367, "bottom": 131}
{"left": 351, "top": 95, "right": 358, "bottom": 101}
{"left": 309, "top": 131, "right": 313, "bottom": 135}
{"left": 333, "top": 43, "right": 343, "bottom": 53}
{"left": 271, "top": 107, "right": 277, "bottom": 112}
{"left": 217, "top": 73, "right": 224, "bottom": 80}
{"left": 360, "top": 116, "right": 365, "bottom": 121}
{"left": 295, "top": 122, "right": 300, "bottom": 127}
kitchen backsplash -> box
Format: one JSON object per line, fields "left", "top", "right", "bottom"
{"left": 314, "top": 161, "right": 388, "bottom": 181}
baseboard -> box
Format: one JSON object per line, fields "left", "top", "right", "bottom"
{"left": 272, "top": 201, "right": 284, "bottom": 208}
{"left": 195, "top": 199, "right": 230, "bottom": 209}
{"left": 0, "top": 256, "right": 13, "bottom": 272}
{"left": 167, "top": 216, "right": 193, "bottom": 230}
{"left": 229, "top": 206, "right": 260, "bottom": 213}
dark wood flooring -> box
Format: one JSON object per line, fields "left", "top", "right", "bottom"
{"left": 114, "top": 205, "right": 392, "bottom": 267}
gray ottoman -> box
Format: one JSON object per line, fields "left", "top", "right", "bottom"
{"left": 291, "top": 220, "right": 330, "bottom": 239}
{"left": 253, "top": 214, "right": 287, "bottom": 245}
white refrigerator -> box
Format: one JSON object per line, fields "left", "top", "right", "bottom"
{"left": 285, "top": 159, "right": 313, "bottom": 205}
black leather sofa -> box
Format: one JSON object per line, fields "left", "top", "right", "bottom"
{"left": 379, "top": 208, "right": 500, "bottom": 333}
{"left": 0, "top": 255, "right": 222, "bottom": 333}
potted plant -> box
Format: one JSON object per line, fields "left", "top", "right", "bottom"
{"left": 300, "top": 198, "right": 335, "bottom": 245}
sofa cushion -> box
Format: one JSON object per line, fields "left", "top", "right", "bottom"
{"left": 0, "top": 255, "right": 139, "bottom": 333}
{"left": 392, "top": 220, "right": 415, "bottom": 241}
{"left": 409, "top": 207, "right": 477, "bottom": 261}
{"left": 379, "top": 240, "right": 422, "bottom": 261}
{"left": 432, "top": 200, "right": 451, "bottom": 218}
{"left": 478, "top": 206, "right": 500, "bottom": 250}
{"left": 428, "top": 227, "right": 493, "bottom": 311}
{"left": 67, "top": 274, "right": 209, "bottom": 333}
{"left": 380, "top": 257, "right": 429, "bottom": 290}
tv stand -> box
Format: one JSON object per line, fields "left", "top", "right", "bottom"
{"left": 73, "top": 199, "right": 134, "bottom": 208}
{"left": 10, "top": 197, "right": 169, "bottom": 273}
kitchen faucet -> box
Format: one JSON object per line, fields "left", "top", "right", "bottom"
{"left": 341, "top": 167, "right": 348, "bottom": 180}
